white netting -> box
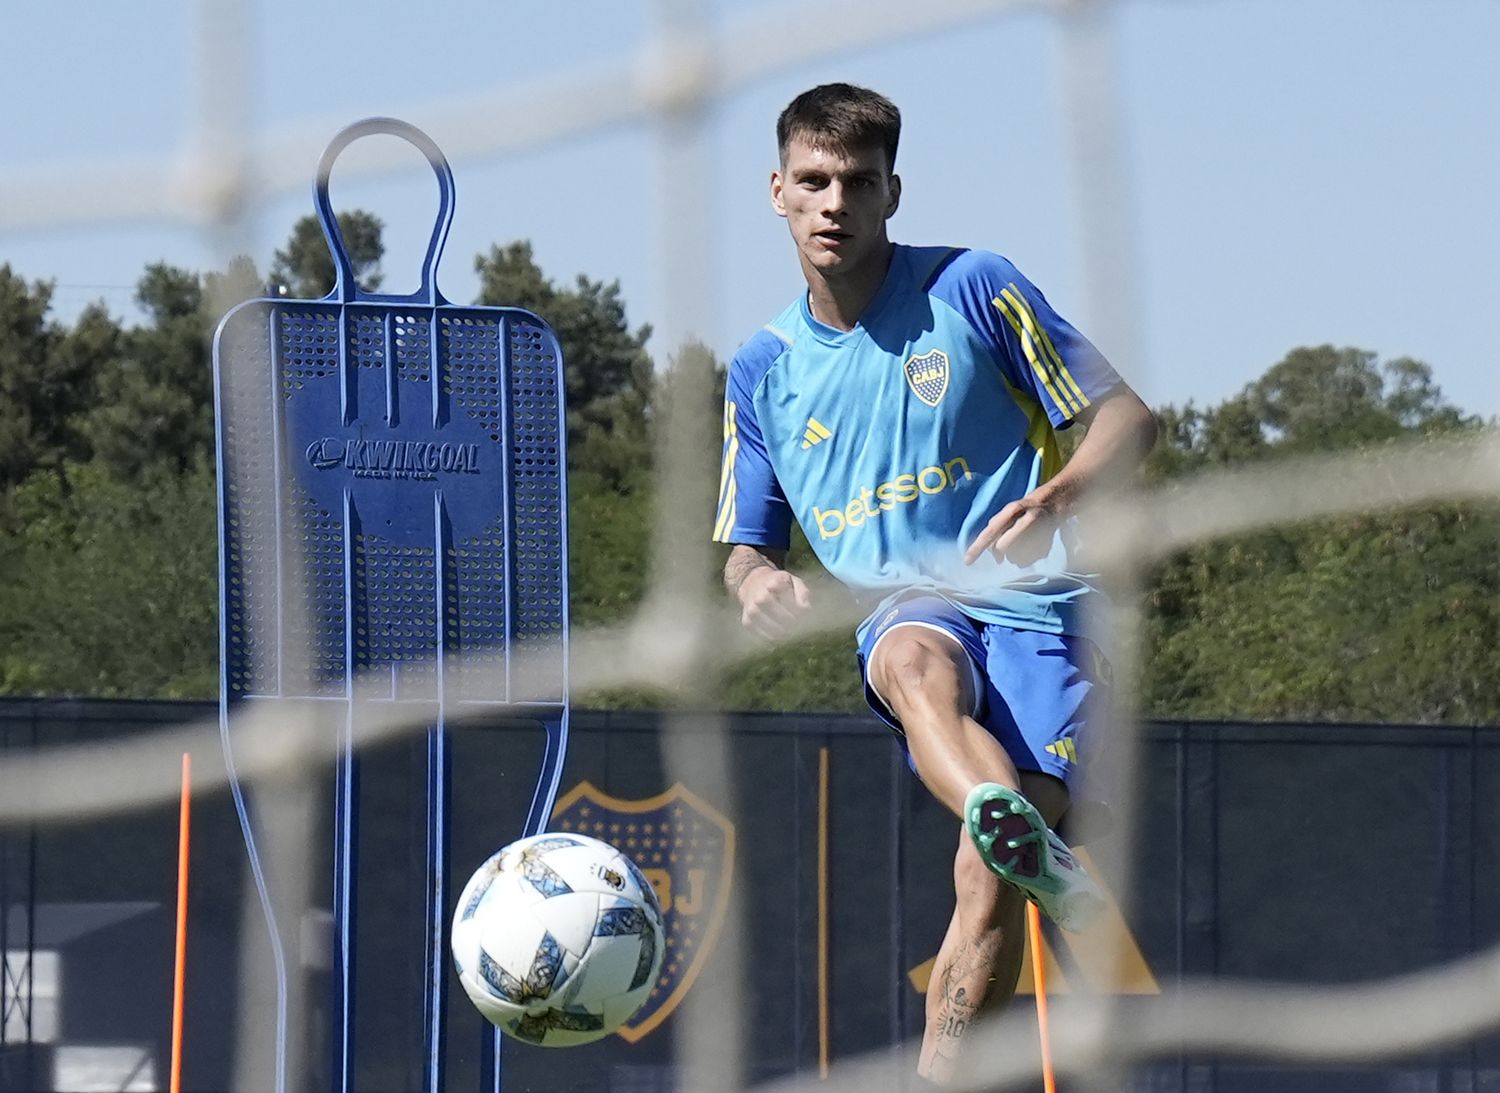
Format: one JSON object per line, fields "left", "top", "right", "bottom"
{"left": 2, "top": 0, "right": 1496, "bottom": 1090}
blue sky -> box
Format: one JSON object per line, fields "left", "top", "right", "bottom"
{"left": 2, "top": 0, "right": 1496, "bottom": 416}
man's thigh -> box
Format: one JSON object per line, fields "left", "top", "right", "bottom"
{"left": 856, "top": 595, "right": 988, "bottom": 732}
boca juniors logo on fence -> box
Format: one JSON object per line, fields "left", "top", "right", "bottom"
{"left": 552, "top": 781, "right": 735, "bottom": 1041}
{"left": 904, "top": 348, "right": 950, "bottom": 407}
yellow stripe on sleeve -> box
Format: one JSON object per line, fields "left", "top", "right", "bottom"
{"left": 713, "top": 401, "right": 740, "bottom": 542}
{"left": 1000, "top": 286, "right": 1077, "bottom": 413}
{"left": 1037, "top": 324, "right": 1089, "bottom": 411}
{"left": 1004, "top": 284, "right": 1090, "bottom": 414}
{"left": 716, "top": 402, "right": 738, "bottom": 504}
{"left": 993, "top": 295, "right": 1072, "bottom": 415}
{"left": 996, "top": 286, "right": 1080, "bottom": 413}
{"left": 713, "top": 480, "right": 738, "bottom": 542}
{"left": 1008, "top": 286, "right": 1092, "bottom": 413}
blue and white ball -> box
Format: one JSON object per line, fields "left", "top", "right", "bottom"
{"left": 451, "top": 833, "right": 665, "bottom": 1046}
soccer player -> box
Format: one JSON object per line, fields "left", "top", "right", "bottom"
{"left": 712, "top": 84, "right": 1157, "bottom": 1083}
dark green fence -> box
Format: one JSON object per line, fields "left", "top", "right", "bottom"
{"left": 1, "top": 700, "right": 1496, "bottom": 1092}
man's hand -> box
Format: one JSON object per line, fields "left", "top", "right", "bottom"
{"left": 724, "top": 544, "right": 812, "bottom": 640}
{"left": 966, "top": 387, "right": 1157, "bottom": 567}
{"left": 737, "top": 566, "right": 813, "bottom": 640}
{"left": 963, "top": 488, "right": 1065, "bottom": 566}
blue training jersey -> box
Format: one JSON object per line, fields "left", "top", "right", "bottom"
{"left": 712, "top": 244, "right": 1123, "bottom": 640}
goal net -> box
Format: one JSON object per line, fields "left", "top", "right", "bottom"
{"left": 1, "top": 0, "right": 1496, "bottom": 1090}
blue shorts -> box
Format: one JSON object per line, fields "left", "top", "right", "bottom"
{"left": 855, "top": 594, "right": 1109, "bottom": 791}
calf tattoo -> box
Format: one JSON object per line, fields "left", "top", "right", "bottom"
{"left": 939, "top": 986, "right": 978, "bottom": 1042}
{"left": 931, "top": 941, "right": 988, "bottom": 1066}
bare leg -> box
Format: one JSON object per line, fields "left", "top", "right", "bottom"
{"left": 918, "top": 773, "right": 1069, "bottom": 1086}
{"left": 868, "top": 628, "right": 1073, "bottom": 1084}
{"left": 919, "top": 833, "right": 1023, "bottom": 1084}
{"left": 866, "top": 628, "right": 1022, "bottom": 818}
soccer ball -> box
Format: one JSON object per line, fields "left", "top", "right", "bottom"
{"left": 451, "top": 832, "right": 665, "bottom": 1047}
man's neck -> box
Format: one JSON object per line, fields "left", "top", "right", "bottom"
{"left": 804, "top": 243, "right": 894, "bottom": 332}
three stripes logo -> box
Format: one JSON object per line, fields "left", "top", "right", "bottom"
{"left": 801, "top": 417, "right": 833, "bottom": 450}
{"left": 713, "top": 402, "right": 740, "bottom": 542}
{"left": 991, "top": 282, "right": 1091, "bottom": 420}
{"left": 1045, "top": 738, "right": 1079, "bottom": 765}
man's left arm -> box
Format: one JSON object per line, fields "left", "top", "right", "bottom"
{"left": 964, "top": 385, "right": 1157, "bottom": 564}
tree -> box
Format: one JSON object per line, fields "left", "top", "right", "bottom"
{"left": 1143, "top": 504, "right": 1500, "bottom": 723}
{"left": 474, "top": 242, "right": 653, "bottom": 484}
{"left": 1139, "top": 345, "right": 1493, "bottom": 724}
{"left": 269, "top": 211, "right": 385, "bottom": 299}
{"left": 1145, "top": 346, "right": 1474, "bottom": 478}
{"left": 0, "top": 461, "right": 218, "bottom": 697}
{"left": 82, "top": 264, "right": 205, "bottom": 478}
{"left": 0, "top": 266, "right": 104, "bottom": 495}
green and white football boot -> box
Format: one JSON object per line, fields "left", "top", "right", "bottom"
{"left": 964, "top": 782, "right": 1105, "bottom": 933}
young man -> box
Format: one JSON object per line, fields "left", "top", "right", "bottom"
{"left": 712, "top": 84, "right": 1156, "bottom": 1082}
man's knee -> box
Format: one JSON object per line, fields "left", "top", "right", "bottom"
{"left": 870, "top": 628, "right": 975, "bottom": 719}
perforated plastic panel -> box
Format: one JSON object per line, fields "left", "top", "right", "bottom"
{"left": 215, "top": 274, "right": 567, "bottom": 704}
{"left": 508, "top": 319, "right": 567, "bottom": 650}
{"left": 212, "top": 118, "right": 570, "bottom": 1093}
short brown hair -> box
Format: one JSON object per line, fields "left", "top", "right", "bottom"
{"left": 777, "top": 83, "right": 901, "bottom": 171}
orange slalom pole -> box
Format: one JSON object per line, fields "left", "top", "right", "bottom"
{"left": 170, "top": 752, "right": 191, "bottom": 1093}
{"left": 817, "top": 747, "right": 831, "bottom": 1078}
{"left": 1026, "top": 902, "right": 1058, "bottom": 1093}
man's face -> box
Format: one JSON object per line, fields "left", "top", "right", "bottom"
{"left": 771, "top": 136, "right": 900, "bottom": 279}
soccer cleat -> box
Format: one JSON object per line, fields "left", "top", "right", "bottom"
{"left": 964, "top": 782, "right": 1105, "bottom": 933}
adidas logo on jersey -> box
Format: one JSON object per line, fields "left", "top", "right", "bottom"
{"left": 801, "top": 417, "right": 833, "bottom": 449}
{"left": 1045, "top": 739, "right": 1078, "bottom": 764}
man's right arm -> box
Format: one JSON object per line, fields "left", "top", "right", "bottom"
{"left": 716, "top": 339, "right": 808, "bottom": 639}
{"left": 724, "top": 543, "right": 811, "bottom": 640}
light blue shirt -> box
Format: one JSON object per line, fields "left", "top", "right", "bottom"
{"left": 713, "top": 244, "right": 1122, "bottom": 640}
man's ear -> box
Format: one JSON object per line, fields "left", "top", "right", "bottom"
{"left": 886, "top": 173, "right": 902, "bottom": 219}
{"left": 771, "top": 169, "right": 788, "bottom": 218}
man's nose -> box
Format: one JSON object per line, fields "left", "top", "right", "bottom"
{"left": 821, "top": 180, "right": 846, "bottom": 214}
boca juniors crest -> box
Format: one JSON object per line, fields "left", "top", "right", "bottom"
{"left": 904, "top": 348, "right": 950, "bottom": 407}
{"left": 552, "top": 781, "right": 735, "bottom": 1041}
